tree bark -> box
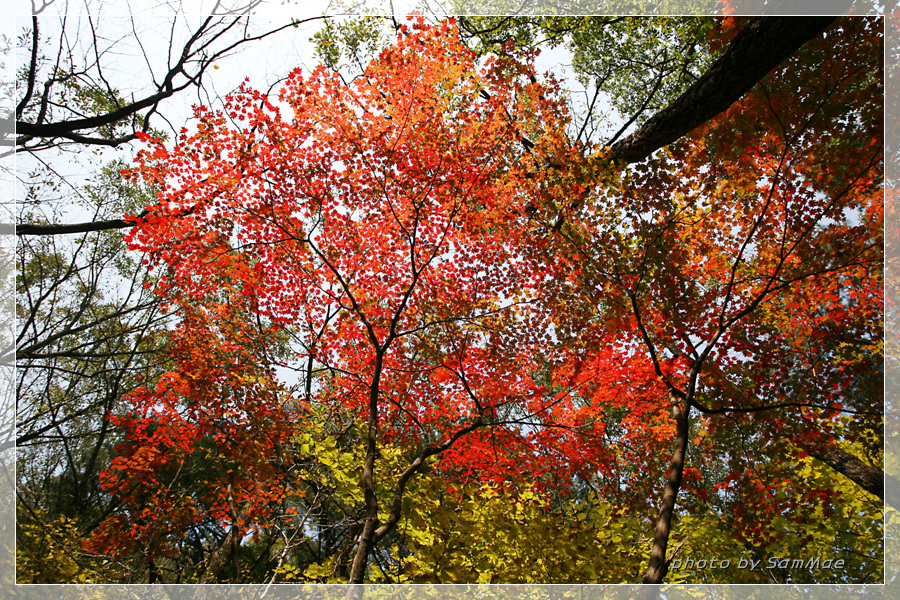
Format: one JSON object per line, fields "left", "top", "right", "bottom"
{"left": 642, "top": 393, "right": 691, "bottom": 584}
{"left": 799, "top": 440, "right": 898, "bottom": 508}
{"left": 201, "top": 525, "right": 240, "bottom": 583}
{"left": 608, "top": 17, "right": 836, "bottom": 165}
{"left": 347, "top": 352, "right": 385, "bottom": 585}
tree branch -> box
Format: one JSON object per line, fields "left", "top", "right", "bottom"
{"left": 16, "top": 211, "right": 148, "bottom": 236}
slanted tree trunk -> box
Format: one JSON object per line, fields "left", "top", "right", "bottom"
{"left": 799, "top": 440, "right": 897, "bottom": 508}
{"left": 609, "top": 17, "right": 835, "bottom": 165}
{"left": 642, "top": 393, "right": 692, "bottom": 584}
{"left": 347, "top": 353, "right": 385, "bottom": 587}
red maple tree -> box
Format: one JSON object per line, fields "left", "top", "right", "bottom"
{"left": 86, "top": 18, "right": 612, "bottom": 582}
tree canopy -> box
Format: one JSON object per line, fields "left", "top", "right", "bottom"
{"left": 14, "top": 9, "right": 887, "bottom": 588}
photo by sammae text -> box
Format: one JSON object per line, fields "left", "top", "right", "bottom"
{"left": 669, "top": 557, "right": 847, "bottom": 571}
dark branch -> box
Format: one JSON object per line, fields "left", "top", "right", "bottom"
{"left": 798, "top": 440, "right": 896, "bottom": 507}
{"left": 16, "top": 16, "right": 40, "bottom": 119}
{"left": 16, "top": 211, "right": 148, "bottom": 236}
{"left": 608, "top": 17, "right": 836, "bottom": 165}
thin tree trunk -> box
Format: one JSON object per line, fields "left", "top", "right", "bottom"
{"left": 642, "top": 393, "right": 691, "bottom": 584}
{"left": 348, "top": 352, "right": 385, "bottom": 585}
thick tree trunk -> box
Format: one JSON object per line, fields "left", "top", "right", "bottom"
{"left": 608, "top": 17, "right": 836, "bottom": 165}
{"left": 642, "top": 394, "right": 691, "bottom": 584}
{"left": 799, "top": 440, "right": 898, "bottom": 508}
{"left": 201, "top": 525, "right": 239, "bottom": 583}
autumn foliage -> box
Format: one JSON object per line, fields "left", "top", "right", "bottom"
{"left": 85, "top": 18, "right": 606, "bottom": 567}
{"left": 80, "top": 16, "right": 884, "bottom": 584}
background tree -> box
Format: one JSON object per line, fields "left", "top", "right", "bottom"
{"left": 11, "top": 1, "right": 328, "bottom": 583}
{"left": 15, "top": 160, "right": 170, "bottom": 583}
